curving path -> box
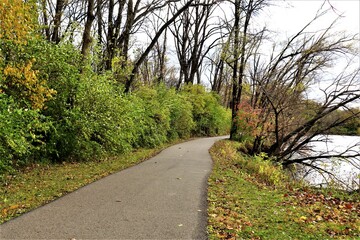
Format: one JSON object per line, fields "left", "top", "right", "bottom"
{"left": 1, "top": 136, "right": 226, "bottom": 239}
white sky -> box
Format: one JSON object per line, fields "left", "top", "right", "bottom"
{"left": 244, "top": 1, "right": 360, "bottom": 107}
{"left": 260, "top": 1, "right": 360, "bottom": 107}
{"left": 262, "top": 0, "right": 359, "bottom": 37}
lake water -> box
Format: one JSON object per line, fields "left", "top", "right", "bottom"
{"left": 294, "top": 135, "right": 360, "bottom": 191}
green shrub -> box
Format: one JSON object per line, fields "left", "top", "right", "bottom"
{"left": 212, "top": 140, "right": 288, "bottom": 188}
{"left": 30, "top": 41, "right": 83, "bottom": 161}
{"left": 242, "top": 151, "right": 288, "bottom": 187}
{"left": 0, "top": 94, "right": 50, "bottom": 174}
{"left": 67, "top": 74, "right": 139, "bottom": 159}
{"left": 0, "top": 37, "right": 231, "bottom": 173}
{"left": 181, "top": 84, "right": 231, "bottom": 136}
{"left": 133, "top": 86, "right": 171, "bottom": 147}
{"left": 167, "top": 91, "right": 195, "bottom": 139}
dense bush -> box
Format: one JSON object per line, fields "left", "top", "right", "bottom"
{"left": 133, "top": 85, "right": 195, "bottom": 145}
{"left": 132, "top": 86, "right": 171, "bottom": 147}
{"left": 0, "top": 37, "right": 231, "bottom": 175}
{"left": 0, "top": 0, "right": 228, "bottom": 176}
{"left": 212, "top": 140, "right": 289, "bottom": 188}
{"left": 0, "top": 95, "right": 50, "bottom": 173}
{"left": 181, "top": 84, "right": 231, "bottom": 136}
{"left": 164, "top": 88, "right": 194, "bottom": 140}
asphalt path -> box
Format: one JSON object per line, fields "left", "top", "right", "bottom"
{"left": 1, "top": 136, "right": 226, "bottom": 239}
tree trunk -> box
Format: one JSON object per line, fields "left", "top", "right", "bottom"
{"left": 41, "top": 0, "right": 50, "bottom": 40}
{"left": 97, "top": 0, "right": 103, "bottom": 46}
{"left": 120, "top": 0, "right": 135, "bottom": 61}
{"left": 158, "top": 28, "right": 167, "bottom": 84}
{"left": 81, "top": 0, "right": 95, "bottom": 59}
{"left": 230, "top": 0, "right": 241, "bottom": 140}
{"left": 230, "top": 0, "right": 254, "bottom": 140}
{"left": 52, "top": 0, "right": 66, "bottom": 43}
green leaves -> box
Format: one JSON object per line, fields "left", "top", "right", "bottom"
{"left": 0, "top": 95, "right": 50, "bottom": 174}
{"left": 0, "top": 32, "right": 230, "bottom": 178}
{"left": 181, "top": 84, "right": 231, "bottom": 136}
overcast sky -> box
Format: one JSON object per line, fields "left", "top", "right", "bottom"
{"left": 260, "top": 0, "right": 359, "bottom": 107}
{"left": 262, "top": 0, "right": 359, "bottom": 37}
{"left": 212, "top": 0, "right": 359, "bottom": 106}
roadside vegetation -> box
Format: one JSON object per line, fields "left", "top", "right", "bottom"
{"left": 208, "top": 140, "right": 360, "bottom": 239}
{"left": 1, "top": 0, "right": 359, "bottom": 234}
{"left": 0, "top": 1, "right": 231, "bottom": 175}
{"left": 0, "top": 0, "right": 231, "bottom": 223}
{"left": 0, "top": 78, "right": 230, "bottom": 223}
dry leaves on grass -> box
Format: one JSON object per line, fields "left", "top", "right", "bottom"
{"left": 281, "top": 190, "right": 360, "bottom": 237}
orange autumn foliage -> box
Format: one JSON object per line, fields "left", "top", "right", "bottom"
{"left": 235, "top": 101, "right": 274, "bottom": 141}
{"left": 235, "top": 101, "right": 262, "bottom": 139}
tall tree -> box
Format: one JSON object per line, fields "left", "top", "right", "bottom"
{"left": 236, "top": 11, "right": 360, "bottom": 180}
{"left": 103, "top": 0, "right": 176, "bottom": 70}
{"left": 39, "top": 0, "right": 88, "bottom": 44}
{"left": 139, "top": 9, "right": 170, "bottom": 85}
{"left": 228, "top": 0, "right": 267, "bottom": 139}
{"left": 170, "top": 0, "right": 220, "bottom": 88}
{"left": 124, "top": 0, "right": 195, "bottom": 92}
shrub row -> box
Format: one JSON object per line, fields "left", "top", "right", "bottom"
{"left": 0, "top": 40, "right": 231, "bottom": 175}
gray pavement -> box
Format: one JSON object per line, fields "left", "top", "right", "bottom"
{"left": 0, "top": 136, "right": 226, "bottom": 240}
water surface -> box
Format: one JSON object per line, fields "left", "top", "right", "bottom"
{"left": 295, "top": 135, "right": 359, "bottom": 190}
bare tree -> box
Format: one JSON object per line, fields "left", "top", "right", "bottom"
{"left": 124, "top": 0, "right": 195, "bottom": 92}
{"left": 170, "top": 0, "right": 221, "bottom": 89}
{"left": 102, "top": 0, "right": 178, "bottom": 70}
{"left": 137, "top": 7, "right": 170, "bottom": 85}
{"left": 39, "top": 0, "right": 88, "bottom": 44}
{"left": 204, "top": 41, "right": 233, "bottom": 108}
{"left": 207, "top": 0, "right": 266, "bottom": 139}
{"left": 238, "top": 10, "right": 360, "bottom": 189}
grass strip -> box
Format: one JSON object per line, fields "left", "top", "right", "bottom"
{"left": 208, "top": 140, "right": 359, "bottom": 239}
{"left": 0, "top": 142, "right": 178, "bottom": 224}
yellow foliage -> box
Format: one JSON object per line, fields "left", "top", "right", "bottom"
{"left": 0, "top": 1, "right": 53, "bottom": 110}
{"left": 3, "top": 59, "right": 56, "bottom": 109}
{"left": 0, "top": 0, "right": 36, "bottom": 44}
